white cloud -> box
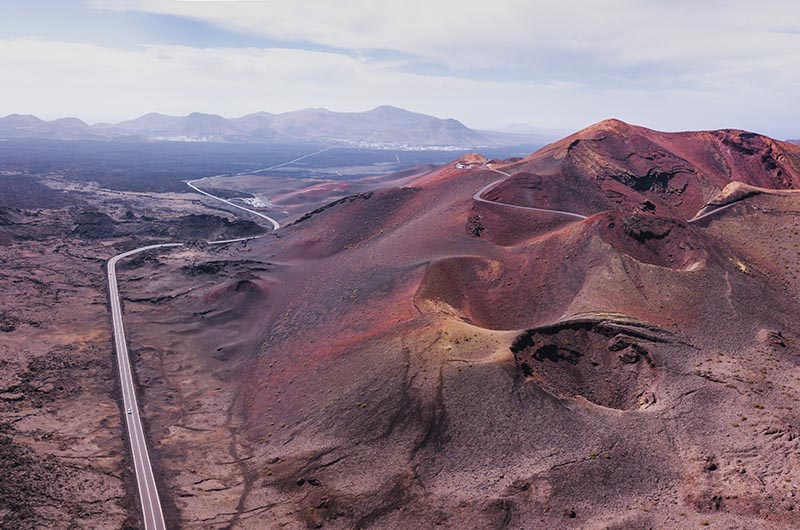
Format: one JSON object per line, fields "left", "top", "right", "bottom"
{"left": 0, "top": 37, "right": 784, "bottom": 135}
{"left": 3, "top": 0, "right": 800, "bottom": 137}
{"left": 88, "top": 0, "right": 800, "bottom": 85}
{"left": 0, "top": 38, "right": 578, "bottom": 127}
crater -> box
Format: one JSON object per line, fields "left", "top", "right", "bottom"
{"left": 511, "top": 320, "right": 662, "bottom": 410}
{"left": 592, "top": 212, "right": 707, "bottom": 270}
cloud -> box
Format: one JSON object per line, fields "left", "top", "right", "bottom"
{"left": 0, "top": 35, "right": 796, "bottom": 135}
{"left": 4, "top": 1, "right": 800, "bottom": 137}
{"left": 88, "top": 0, "right": 800, "bottom": 89}
{"left": 0, "top": 38, "right": 578, "bottom": 126}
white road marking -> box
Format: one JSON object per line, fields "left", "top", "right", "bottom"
{"left": 105, "top": 148, "right": 324, "bottom": 528}
{"left": 108, "top": 243, "right": 181, "bottom": 530}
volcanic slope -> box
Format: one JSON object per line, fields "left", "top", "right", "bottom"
{"left": 485, "top": 119, "right": 800, "bottom": 221}
{"left": 128, "top": 122, "right": 800, "bottom": 529}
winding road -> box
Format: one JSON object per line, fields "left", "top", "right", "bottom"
{"left": 186, "top": 180, "right": 281, "bottom": 230}
{"left": 474, "top": 165, "right": 735, "bottom": 223}
{"left": 473, "top": 167, "right": 588, "bottom": 220}
{"left": 106, "top": 152, "right": 306, "bottom": 529}
{"left": 184, "top": 149, "right": 333, "bottom": 229}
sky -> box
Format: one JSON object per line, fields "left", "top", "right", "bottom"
{"left": 0, "top": 0, "right": 798, "bottom": 137}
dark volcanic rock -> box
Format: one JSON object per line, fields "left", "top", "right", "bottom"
{"left": 510, "top": 320, "right": 661, "bottom": 410}
{"left": 71, "top": 210, "right": 116, "bottom": 239}
{"left": 173, "top": 214, "right": 264, "bottom": 240}
{"left": 0, "top": 311, "right": 19, "bottom": 332}
{"left": 0, "top": 175, "right": 82, "bottom": 209}
{"left": 466, "top": 213, "right": 485, "bottom": 237}
{"left": 594, "top": 212, "right": 708, "bottom": 270}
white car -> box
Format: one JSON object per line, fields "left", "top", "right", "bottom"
{"left": 127, "top": 408, "right": 132, "bottom": 414}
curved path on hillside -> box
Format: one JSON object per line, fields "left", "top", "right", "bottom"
{"left": 475, "top": 166, "right": 750, "bottom": 224}
{"left": 105, "top": 149, "right": 328, "bottom": 529}
{"left": 686, "top": 202, "right": 741, "bottom": 224}
{"left": 473, "top": 167, "right": 588, "bottom": 220}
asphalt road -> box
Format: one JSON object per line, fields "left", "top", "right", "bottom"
{"left": 185, "top": 146, "right": 332, "bottom": 228}
{"left": 103, "top": 148, "right": 339, "bottom": 528}
{"left": 108, "top": 243, "right": 182, "bottom": 530}
{"left": 240, "top": 147, "right": 331, "bottom": 176}
{"left": 105, "top": 149, "right": 333, "bottom": 528}
{"left": 106, "top": 235, "right": 267, "bottom": 530}
{"left": 186, "top": 179, "right": 281, "bottom": 230}
{"left": 107, "top": 236, "right": 263, "bottom": 530}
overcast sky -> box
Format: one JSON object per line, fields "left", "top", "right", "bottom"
{"left": 1, "top": 0, "right": 798, "bottom": 137}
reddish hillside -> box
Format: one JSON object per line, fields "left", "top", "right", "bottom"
{"left": 127, "top": 121, "right": 800, "bottom": 528}
{"left": 488, "top": 119, "right": 800, "bottom": 220}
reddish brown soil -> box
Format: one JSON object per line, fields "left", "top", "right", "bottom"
{"left": 7, "top": 121, "right": 800, "bottom": 529}
{"left": 105, "top": 122, "right": 800, "bottom": 529}
{"left": 192, "top": 122, "right": 799, "bottom": 529}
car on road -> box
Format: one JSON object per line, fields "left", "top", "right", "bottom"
{"left": 127, "top": 408, "right": 132, "bottom": 414}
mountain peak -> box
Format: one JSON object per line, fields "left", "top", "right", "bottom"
{"left": 582, "top": 118, "right": 638, "bottom": 133}
{"left": 186, "top": 112, "right": 224, "bottom": 119}
{"left": 139, "top": 112, "right": 173, "bottom": 119}
{"left": 0, "top": 106, "right": 495, "bottom": 147}
{"left": 2, "top": 113, "right": 45, "bottom": 124}
{"left": 239, "top": 111, "right": 275, "bottom": 118}
{"left": 50, "top": 117, "right": 90, "bottom": 127}
{"left": 369, "top": 105, "right": 409, "bottom": 113}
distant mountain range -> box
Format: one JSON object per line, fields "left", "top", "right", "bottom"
{"left": 0, "top": 106, "right": 553, "bottom": 149}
